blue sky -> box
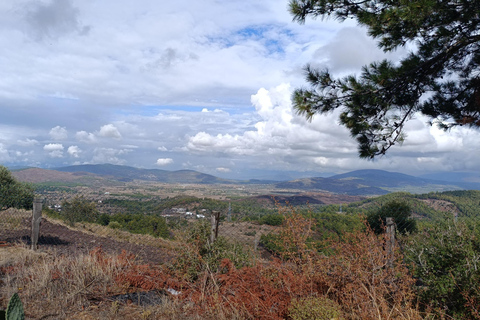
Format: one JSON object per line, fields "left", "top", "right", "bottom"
{"left": 1, "top": 0, "right": 479, "bottom": 180}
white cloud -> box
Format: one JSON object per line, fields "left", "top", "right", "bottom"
{"left": 75, "top": 131, "right": 97, "bottom": 143}
{"left": 99, "top": 124, "right": 122, "bottom": 139}
{"left": 16, "top": 138, "right": 38, "bottom": 147}
{"left": 43, "top": 143, "right": 64, "bottom": 151}
{"left": 156, "top": 158, "right": 173, "bottom": 166}
{"left": 0, "top": 1, "right": 478, "bottom": 177}
{"left": 0, "top": 143, "right": 11, "bottom": 161}
{"left": 216, "top": 167, "right": 231, "bottom": 173}
{"left": 91, "top": 148, "right": 129, "bottom": 165}
{"left": 67, "top": 145, "right": 81, "bottom": 158}
{"left": 49, "top": 126, "right": 68, "bottom": 140}
{"left": 43, "top": 143, "right": 64, "bottom": 158}
{"left": 186, "top": 83, "right": 355, "bottom": 166}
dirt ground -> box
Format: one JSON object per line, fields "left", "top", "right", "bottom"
{"left": 0, "top": 219, "right": 174, "bottom": 265}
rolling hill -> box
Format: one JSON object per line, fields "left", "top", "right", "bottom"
{"left": 275, "top": 169, "right": 479, "bottom": 195}
{"left": 11, "top": 164, "right": 480, "bottom": 196}
{"left": 53, "top": 164, "right": 233, "bottom": 184}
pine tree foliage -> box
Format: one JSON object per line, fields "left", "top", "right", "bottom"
{"left": 0, "top": 166, "right": 34, "bottom": 210}
{"left": 289, "top": 0, "right": 480, "bottom": 158}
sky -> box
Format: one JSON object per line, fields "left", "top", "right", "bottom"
{"left": 1, "top": 0, "right": 479, "bottom": 180}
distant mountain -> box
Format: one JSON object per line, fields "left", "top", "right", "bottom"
{"left": 276, "top": 169, "right": 477, "bottom": 195}
{"left": 12, "top": 167, "right": 103, "bottom": 184}
{"left": 13, "top": 164, "right": 480, "bottom": 195}
{"left": 418, "top": 172, "right": 480, "bottom": 185}
{"left": 276, "top": 176, "right": 389, "bottom": 196}
{"left": 53, "top": 164, "right": 233, "bottom": 184}
{"left": 331, "top": 169, "right": 441, "bottom": 188}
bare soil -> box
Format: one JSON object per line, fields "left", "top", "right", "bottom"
{"left": 0, "top": 219, "right": 174, "bottom": 265}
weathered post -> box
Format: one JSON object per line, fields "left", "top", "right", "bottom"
{"left": 210, "top": 211, "right": 221, "bottom": 243}
{"left": 386, "top": 217, "right": 396, "bottom": 269}
{"left": 31, "top": 198, "right": 43, "bottom": 250}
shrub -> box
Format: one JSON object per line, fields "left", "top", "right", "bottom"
{"left": 403, "top": 218, "right": 480, "bottom": 318}
{"left": 0, "top": 165, "right": 34, "bottom": 211}
{"left": 97, "top": 213, "right": 111, "bottom": 226}
{"left": 108, "top": 221, "right": 122, "bottom": 229}
{"left": 109, "top": 214, "right": 169, "bottom": 238}
{"left": 312, "top": 227, "right": 419, "bottom": 319}
{"left": 367, "top": 200, "right": 416, "bottom": 234}
{"left": 259, "top": 213, "right": 284, "bottom": 226}
{"left": 171, "top": 220, "right": 252, "bottom": 282}
{"left": 288, "top": 296, "right": 342, "bottom": 320}
{"left": 61, "top": 196, "right": 99, "bottom": 226}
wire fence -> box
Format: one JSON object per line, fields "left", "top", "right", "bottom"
{"left": 0, "top": 199, "right": 275, "bottom": 264}
{"left": 0, "top": 194, "right": 476, "bottom": 265}
{"left": 0, "top": 195, "right": 474, "bottom": 258}
{"left": 2, "top": 194, "right": 480, "bottom": 318}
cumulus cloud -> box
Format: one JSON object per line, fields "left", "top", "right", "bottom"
{"left": 67, "top": 145, "right": 81, "bottom": 158}
{"left": 16, "top": 138, "right": 38, "bottom": 147}
{"left": 156, "top": 158, "right": 173, "bottom": 166}
{"left": 99, "top": 124, "right": 122, "bottom": 139}
{"left": 1, "top": 0, "right": 479, "bottom": 177}
{"left": 183, "top": 83, "right": 480, "bottom": 174}
{"left": 0, "top": 143, "right": 11, "bottom": 161}
{"left": 91, "top": 148, "right": 129, "bottom": 165}
{"left": 49, "top": 126, "right": 68, "bottom": 140}
{"left": 186, "top": 83, "right": 355, "bottom": 168}
{"left": 76, "top": 131, "right": 97, "bottom": 144}
{"left": 216, "top": 167, "right": 231, "bottom": 173}
{"left": 43, "top": 143, "right": 64, "bottom": 158}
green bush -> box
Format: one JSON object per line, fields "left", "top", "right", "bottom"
{"left": 171, "top": 220, "right": 252, "bottom": 281}
{"left": 61, "top": 196, "right": 99, "bottom": 226}
{"left": 0, "top": 166, "right": 34, "bottom": 211}
{"left": 367, "top": 200, "right": 416, "bottom": 234}
{"left": 288, "top": 296, "right": 342, "bottom": 320}
{"left": 403, "top": 218, "right": 480, "bottom": 318}
{"left": 259, "top": 213, "right": 284, "bottom": 226}
{"left": 109, "top": 214, "right": 169, "bottom": 238}
{"left": 97, "top": 213, "right": 111, "bottom": 226}
{"left": 108, "top": 221, "right": 122, "bottom": 229}
{"left": 259, "top": 233, "right": 283, "bottom": 254}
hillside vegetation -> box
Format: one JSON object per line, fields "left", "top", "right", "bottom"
{"left": 3, "top": 164, "right": 480, "bottom": 319}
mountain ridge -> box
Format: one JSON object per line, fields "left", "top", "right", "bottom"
{"left": 10, "top": 164, "right": 480, "bottom": 195}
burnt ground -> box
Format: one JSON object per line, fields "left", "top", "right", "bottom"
{"left": 0, "top": 219, "right": 174, "bottom": 265}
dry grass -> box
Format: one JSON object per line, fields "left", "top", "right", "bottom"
{"left": 0, "top": 208, "right": 30, "bottom": 230}
{"left": 0, "top": 208, "right": 431, "bottom": 319}
{"left": 0, "top": 246, "right": 125, "bottom": 319}
{"left": 218, "top": 221, "right": 277, "bottom": 244}
{"left": 44, "top": 216, "right": 177, "bottom": 250}
{"left": 0, "top": 245, "right": 249, "bottom": 319}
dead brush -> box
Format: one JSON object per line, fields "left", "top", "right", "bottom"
{"left": 0, "top": 247, "right": 128, "bottom": 319}
{"left": 311, "top": 227, "right": 423, "bottom": 319}
{"left": 183, "top": 258, "right": 310, "bottom": 320}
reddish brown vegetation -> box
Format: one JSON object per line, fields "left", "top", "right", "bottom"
{"left": 110, "top": 209, "right": 419, "bottom": 319}
{"left": 1, "top": 207, "right": 424, "bottom": 319}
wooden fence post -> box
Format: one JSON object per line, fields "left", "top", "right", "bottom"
{"left": 210, "top": 211, "right": 221, "bottom": 243}
{"left": 386, "top": 217, "right": 396, "bottom": 269}
{"left": 31, "top": 198, "right": 43, "bottom": 250}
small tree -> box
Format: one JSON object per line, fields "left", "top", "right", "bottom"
{"left": 62, "top": 196, "right": 98, "bottom": 226}
{"left": 367, "top": 200, "right": 416, "bottom": 234}
{"left": 0, "top": 166, "right": 34, "bottom": 210}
